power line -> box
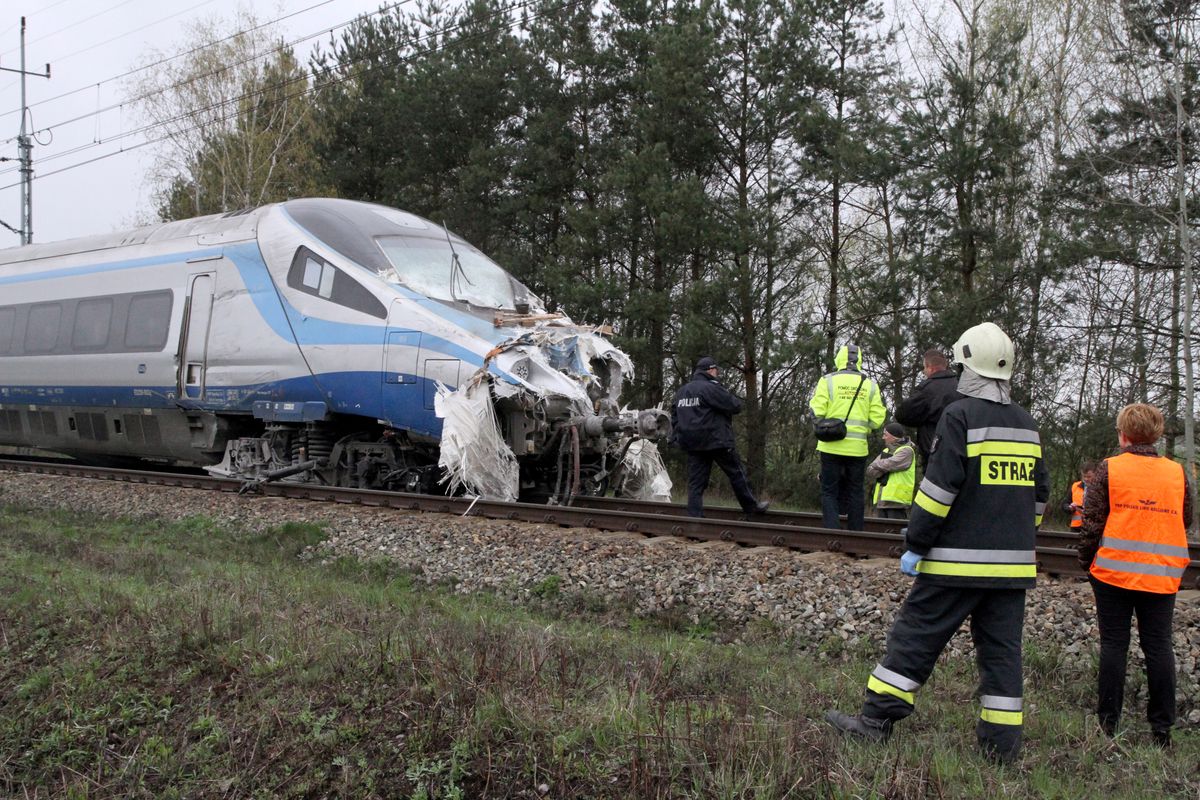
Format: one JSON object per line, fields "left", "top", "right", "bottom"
{"left": 0, "top": 0, "right": 345, "bottom": 122}
{"left": 0, "top": 0, "right": 78, "bottom": 40}
{"left": 0, "top": 0, "right": 526, "bottom": 174}
{"left": 0, "top": 0, "right": 585, "bottom": 193}
{"left": 0, "top": 0, "right": 141, "bottom": 58}
{"left": 1, "top": 0, "right": 395, "bottom": 145}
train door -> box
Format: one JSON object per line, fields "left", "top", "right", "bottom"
{"left": 383, "top": 301, "right": 421, "bottom": 427}
{"left": 178, "top": 273, "right": 215, "bottom": 400}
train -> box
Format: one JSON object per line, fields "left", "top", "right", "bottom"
{"left": 0, "top": 198, "right": 671, "bottom": 502}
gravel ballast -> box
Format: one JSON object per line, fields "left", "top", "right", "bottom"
{"left": 3, "top": 471, "right": 1197, "bottom": 724}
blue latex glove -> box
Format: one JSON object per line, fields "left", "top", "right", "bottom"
{"left": 900, "top": 550, "right": 922, "bottom": 577}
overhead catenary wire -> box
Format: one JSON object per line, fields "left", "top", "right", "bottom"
{"left": 0, "top": 0, "right": 413, "bottom": 165}
{"left": 0, "top": 0, "right": 588, "bottom": 192}
{"left": 0, "top": 0, "right": 360, "bottom": 124}
{"left": 0, "top": 0, "right": 431, "bottom": 175}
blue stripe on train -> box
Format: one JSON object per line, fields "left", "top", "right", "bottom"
{"left": 3, "top": 242, "right": 516, "bottom": 385}
{"left": 0, "top": 371, "right": 448, "bottom": 437}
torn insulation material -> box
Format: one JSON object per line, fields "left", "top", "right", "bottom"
{"left": 435, "top": 380, "right": 519, "bottom": 501}
{"left": 613, "top": 438, "right": 673, "bottom": 501}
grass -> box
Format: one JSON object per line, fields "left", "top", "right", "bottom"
{"left": 0, "top": 505, "right": 1196, "bottom": 799}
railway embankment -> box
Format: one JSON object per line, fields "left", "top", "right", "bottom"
{"left": 2, "top": 469, "right": 1198, "bottom": 725}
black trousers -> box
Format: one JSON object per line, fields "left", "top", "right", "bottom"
{"left": 685, "top": 447, "right": 758, "bottom": 518}
{"left": 1089, "top": 575, "right": 1177, "bottom": 734}
{"left": 819, "top": 452, "right": 866, "bottom": 530}
{"left": 877, "top": 507, "right": 908, "bottom": 520}
{"left": 862, "top": 581, "right": 1026, "bottom": 759}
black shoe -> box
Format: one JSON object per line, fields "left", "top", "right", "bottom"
{"left": 1152, "top": 729, "right": 1172, "bottom": 749}
{"left": 754, "top": 500, "right": 770, "bottom": 515}
{"left": 824, "top": 710, "right": 891, "bottom": 743}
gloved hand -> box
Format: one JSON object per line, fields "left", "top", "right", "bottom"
{"left": 900, "top": 550, "right": 922, "bottom": 577}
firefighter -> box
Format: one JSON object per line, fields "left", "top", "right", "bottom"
{"left": 825, "top": 322, "right": 1050, "bottom": 764}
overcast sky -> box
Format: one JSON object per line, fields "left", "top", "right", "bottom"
{"left": 0, "top": 0, "right": 385, "bottom": 248}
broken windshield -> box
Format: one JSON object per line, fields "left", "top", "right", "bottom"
{"left": 375, "top": 234, "right": 518, "bottom": 309}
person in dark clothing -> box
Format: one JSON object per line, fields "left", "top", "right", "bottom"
{"left": 895, "top": 349, "right": 961, "bottom": 471}
{"left": 670, "top": 356, "right": 769, "bottom": 519}
{"left": 825, "top": 323, "right": 1050, "bottom": 765}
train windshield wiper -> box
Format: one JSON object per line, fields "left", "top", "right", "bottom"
{"left": 443, "top": 223, "right": 474, "bottom": 303}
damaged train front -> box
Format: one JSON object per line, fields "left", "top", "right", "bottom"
{"left": 435, "top": 322, "right": 673, "bottom": 504}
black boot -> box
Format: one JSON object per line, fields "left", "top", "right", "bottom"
{"left": 1152, "top": 729, "right": 1172, "bottom": 749}
{"left": 740, "top": 501, "right": 770, "bottom": 520}
{"left": 981, "top": 742, "right": 1020, "bottom": 765}
{"left": 824, "top": 710, "right": 891, "bottom": 743}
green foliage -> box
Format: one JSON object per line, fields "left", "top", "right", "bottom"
{"left": 134, "top": 0, "right": 1200, "bottom": 507}
{"left": 1, "top": 505, "right": 1199, "bottom": 797}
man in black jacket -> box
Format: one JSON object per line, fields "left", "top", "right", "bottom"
{"left": 895, "top": 349, "right": 961, "bottom": 471}
{"left": 671, "top": 356, "right": 769, "bottom": 518}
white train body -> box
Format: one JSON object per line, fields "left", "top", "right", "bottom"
{"left": 0, "top": 199, "right": 667, "bottom": 499}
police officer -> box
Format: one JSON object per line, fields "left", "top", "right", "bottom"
{"left": 671, "top": 356, "right": 769, "bottom": 518}
{"left": 825, "top": 322, "right": 1050, "bottom": 765}
{"left": 809, "top": 344, "right": 887, "bottom": 530}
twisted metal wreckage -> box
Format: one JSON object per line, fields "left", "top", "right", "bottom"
{"left": 435, "top": 322, "right": 673, "bottom": 504}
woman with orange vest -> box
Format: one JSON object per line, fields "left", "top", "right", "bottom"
{"left": 1077, "top": 403, "right": 1193, "bottom": 748}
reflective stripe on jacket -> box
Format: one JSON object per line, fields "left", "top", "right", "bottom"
{"left": 873, "top": 443, "right": 917, "bottom": 507}
{"left": 1070, "top": 481, "right": 1084, "bottom": 528}
{"left": 905, "top": 397, "right": 1050, "bottom": 588}
{"left": 1090, "top": 452, "right": 1188, "bottom": 594}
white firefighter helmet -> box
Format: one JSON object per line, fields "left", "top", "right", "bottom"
{"left": 953, "top": 322, "right": 1014, "bottom": 380}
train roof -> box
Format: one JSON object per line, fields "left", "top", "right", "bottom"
{"left": 0, "top": 199, "right": 457, "bottom": 269}
{"left": 0, "top": 205, "right": 268, "bottom": 267}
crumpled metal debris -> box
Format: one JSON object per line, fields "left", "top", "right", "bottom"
{"left": 612, "top": 438, "right": 673, "bottom": 502}
{"left": 434, "top": 380, "right": 519, "bottom": 501}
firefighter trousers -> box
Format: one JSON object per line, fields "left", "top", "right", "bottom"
{"left": 861, "top": 580, "right": 1026, "bottom": 759}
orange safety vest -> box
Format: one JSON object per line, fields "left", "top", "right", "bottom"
{"left": 1070, "top": 481, "right": 1084, "bottom": 529}
{"left": 1089, "top": 452, "right": 1189, "bottom": 594}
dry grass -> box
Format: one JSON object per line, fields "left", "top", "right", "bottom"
{"left": 0, "top": 505, "right": 1196, "bottom": 799}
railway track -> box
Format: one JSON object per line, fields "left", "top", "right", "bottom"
{"left": 3, "top": 457, "right": 1198, "bottom": 587}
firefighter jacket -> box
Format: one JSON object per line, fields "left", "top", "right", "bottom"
{"left": 809, "top": 346, "right": 887, "bottom": 457}
{"left": 905, "top": 395, "right": 1050, "bottom": 588}
{"left": 1089, "top": 452, "right": 1189, "bottom": 594}
{"left": 1069, "top": 481, "right": 1085, "bottom": 529}
{"left": 870, "top": 441, "right": 917, "bottom": 508}
{"left": 671, "top": 369, "right": 742, "bottom": 451}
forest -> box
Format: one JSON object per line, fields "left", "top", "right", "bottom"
{"left": 129, "top": 0, "right": 1200, "bottom": 510}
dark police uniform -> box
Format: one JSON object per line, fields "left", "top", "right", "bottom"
{"left": 861, "top": 395, "right": 1049, "bottom": 760}
{"left": 671, "top": 366, "right": 762, "bottom": 518}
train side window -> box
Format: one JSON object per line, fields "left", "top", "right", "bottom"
{"left": 25, "top": 303, "right": 62, "bottom": 354}
{"left": 287, "top": 247, "right": 386, "bottom": 319}
{"left": 0, "top": 307, "right": 14, "bottom": 355}
{"left": 72, "top": 297, "right": 113, "bottom": 350}
{"left": 124, "top": 291, "right": 173, "bottom": 350}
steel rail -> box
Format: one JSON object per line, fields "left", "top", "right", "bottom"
{"left": 2, "top": 457, "right": 1198, "bottom": 587}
